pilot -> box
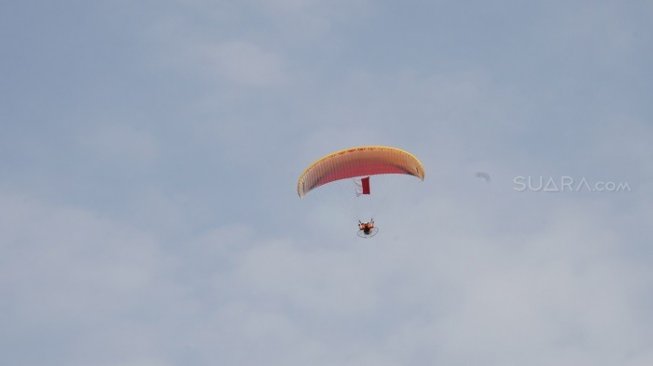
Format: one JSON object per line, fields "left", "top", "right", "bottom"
{"left": 358, "top": 219, "right": 375, "bottom": 235}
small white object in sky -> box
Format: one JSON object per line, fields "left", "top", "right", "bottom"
{"left": 475, "top": 171, "right": 491, "bottom": 182}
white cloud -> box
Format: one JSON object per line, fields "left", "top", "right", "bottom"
{"left": 77, "top": 124, "right": 159, "bottom": 164}
{"left": 0, "top": 191, "right": 173, "bottom": 365}
{"left": 2, "top": 161, "right": 652, "bottom": 365}
{"left": 204, "top": 40, "right": 286, "bottom": 86}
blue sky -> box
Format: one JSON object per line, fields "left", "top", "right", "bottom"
{"left": 2, "top": 1, "right": 652, "bottom": 365}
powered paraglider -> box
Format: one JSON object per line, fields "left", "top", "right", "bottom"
{"left": 297, "top": 145, "right": 425, "bottom": 237}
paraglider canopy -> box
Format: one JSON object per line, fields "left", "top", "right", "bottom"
{"left": 297, "top": 145, "right": 425, "bottom": 197}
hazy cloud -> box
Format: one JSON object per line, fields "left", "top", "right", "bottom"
{"left": 204, "top": 41, "right": 287, "bottom": 86}
{"left": 1, "top": 0, "right": 651, "bottom": 365}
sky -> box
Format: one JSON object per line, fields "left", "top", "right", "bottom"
{"left": 1, "top": 0, "right": 652, "bottom": 365}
